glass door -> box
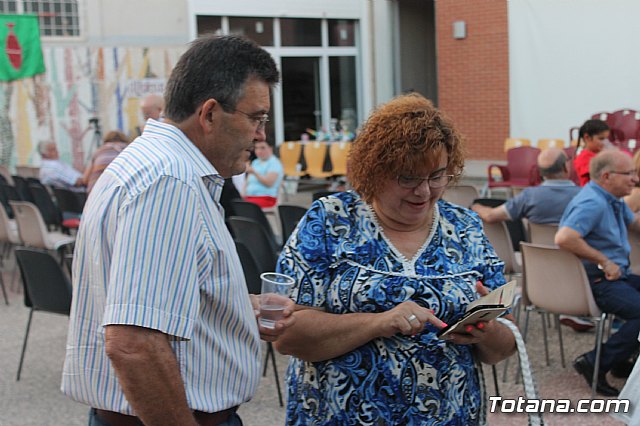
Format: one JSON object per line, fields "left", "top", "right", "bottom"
{"left": 281, "top": 57, "right": 321, "bottom": 141}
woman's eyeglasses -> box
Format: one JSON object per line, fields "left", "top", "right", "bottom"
{"left": 397, "top": 174, "right": 456, "bottom": 189}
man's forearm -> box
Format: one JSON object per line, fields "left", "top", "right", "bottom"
{"left": 105, "top": 325, "right": 198, "bottom": 426}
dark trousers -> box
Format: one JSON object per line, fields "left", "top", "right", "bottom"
{"left": 88, "top": 408, "right": 243, "bottom": 426}
{"left": 586, "top": 273, "right": 640, "bottom": 372}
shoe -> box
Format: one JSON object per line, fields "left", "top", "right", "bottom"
{"left": 559, "top": 315, "right": 595, "bottom": 332}
{"left": 611, "top": 358, "right": 635, "bottom": 379}
{"left": 573, "top": 354, "right": 619, "bottom": 396}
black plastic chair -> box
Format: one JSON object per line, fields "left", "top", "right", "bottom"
{"left": 277, "top": 204, "right": 307, "bottom": 244}
{"left": 53, "top": 187, "right": 86, "bottom": 217}
{"left": 11, "top": 176, "right": 34, "bottom": 203}
{"left": 29, "top": 184, "right": 64, "bottom": 231}
{"left": 227, "top": 216, "right": 278, "bottom": 275}
{"left": 234, "top": 239, "right": 283, "bottom": 406}
{"left": 230, "top": 200, "right": 279, "bottom": 251}
{"left": 15, "top": 247, "right": 72, "bottom": 380}
{"left": 312, "top": 190, "right": 339, "bottom": 202}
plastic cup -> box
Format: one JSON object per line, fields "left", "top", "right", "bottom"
{"left": 259, "top": 272, "right": 295, "bottom": 328}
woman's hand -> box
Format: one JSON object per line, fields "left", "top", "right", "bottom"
{"left": 249, "top": 294, "right": 296, "bottom": 342}
{"left": 374, "top": 301, "right": 447, "bottom": 338}
{"left": 444, "top": 281, "right": 517, "bottom": 364}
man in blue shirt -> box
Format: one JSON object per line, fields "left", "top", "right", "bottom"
{"left": 556, "top": 149, "right": 640, "bottom": 396}
{"left": 472, "top": 148, "right": 579, "bottom": 225}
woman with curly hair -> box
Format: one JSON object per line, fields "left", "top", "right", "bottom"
{"left": 275, "top": 93, "right": 516, "bottom": 425}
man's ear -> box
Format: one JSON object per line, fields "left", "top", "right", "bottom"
{"left": 198, "top": 98, "right": 218, "bottom": 130}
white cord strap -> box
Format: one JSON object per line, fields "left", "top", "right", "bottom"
{"left": 497, "top": 318, "right": 545, "bottom": 426}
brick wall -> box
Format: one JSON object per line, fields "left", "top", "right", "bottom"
{"left": 436, "top": 0, "right": 509, "bottom": 160}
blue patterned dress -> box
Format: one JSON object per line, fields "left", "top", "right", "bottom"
{"left": 276, "top": 192, "right": 506, "bottom": 426}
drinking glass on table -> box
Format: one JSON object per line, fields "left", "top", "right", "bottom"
{"left": 259, "top": 272, "right": 295, "bottom": 328}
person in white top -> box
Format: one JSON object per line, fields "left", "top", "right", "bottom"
{"left": 37, "top": 141, "right": 87, "bottom": 190}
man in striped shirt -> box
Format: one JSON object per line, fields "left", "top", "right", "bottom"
{"left": 62, "top": 35, "right": 293, "bottom": 426}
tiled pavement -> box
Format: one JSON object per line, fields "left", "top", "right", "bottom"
{"left": 0, "top": 183, "right": 630, "bottom": 425}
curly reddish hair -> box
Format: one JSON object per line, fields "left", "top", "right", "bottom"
{"left": 348, "top": 93, "right": 465, "bottom": 202}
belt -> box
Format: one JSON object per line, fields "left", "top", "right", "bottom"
{"left": 94, "top": 406, "right": 238, "bottom": 426}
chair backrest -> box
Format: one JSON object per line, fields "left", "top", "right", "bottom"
{"left": 520, "top": 242, "right": 600, "bottom": 317}
{"left": 0, "top": 185, "right": 15, "bottom": 218}
{"left": 527, "top": 222, "right": 559, "bottom": 245}
{"left": 227, "top": 216, "right": 278, "bottom": 274}
{"left": 278, "top": 142, "right": 304, "bottom": 176}
{"left": 11, "top": 176, "right": 34, "bottom": 202}
{"left": 329, "top": 142, "right": 351, "bottom": 176}
{"left": 504, "top": 138, "right": 531, "bottom": 151}
{"left": 234, "top": 239, "right": 262, "bottom": 295}
{"left": 278, "top": 204, "right": 307, "bottom": 244}
{"left": 230, "top": 199, "right": 278, "bottom": 250}
{"left": 53, "top": 187, "right": 86, "bottom": 214}
{"left": 15, "top": 248, "right": 72, "bottom": 314}
{"left": 473, "top": 198, "right": 526, "bottom": 252}
{"left": 0, "top": 203, "right": 20, "bottom": 244}
{"left": 537, "top": 138, "right": 566, "bottom": 150}
{"left": 29, "top": 184, "right": 62, "bottom": 229}
{"left": 0, "top": 165, "right": 13, "bottom": 185}
{"left": 483, "top": 221, "right": 518, "bottom": 274}
{"left": 9, "top": 201, "right": 49, "bottom": 248}
{"left": 505, "top": 146, "right": 541, "bottom": 183}
{"left": 303, "top": 142, "right": 330, "bottom": 177}
{"left": 442, "top": 185, "right": 479, "bottom": 208}
{"left": 629, "top": 229, "right": 640, "bottom": 275}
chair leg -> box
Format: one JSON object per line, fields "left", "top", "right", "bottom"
{"left": 491, "top": 365, "right": 500, "bottom": 397}
{"left": 540, "top": 311, "right": 550, "bottom": 366}
{"left": 267, "top": 342, "right": 284, "bottom": 407}
{"left": 0, "top": 270, "right": 8, "bottom": 305}
{"left": 592, "top": 313, "right": 607, "bottom": 398}
{"left": 16, "top": 309, "right": 34, "bottom": 381}
{"left": 555, "top": 314, "right": 566, "bottom": 368}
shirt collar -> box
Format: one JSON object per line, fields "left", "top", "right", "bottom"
{"left": 142, "top": 119, "right": 219, "bottom": 179}
{"left": 541, "top": 179, "right": 576, "bottom": 187}
{"left": 588, "top": 180, "right": 623, "bottom": 204}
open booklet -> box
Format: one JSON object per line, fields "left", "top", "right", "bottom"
{"left": 437, "top": 280, "right": 517, "bottom": 338}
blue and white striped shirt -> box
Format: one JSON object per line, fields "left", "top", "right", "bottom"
{"left": 61, "top": 119, "right": 261, "bottom": 414}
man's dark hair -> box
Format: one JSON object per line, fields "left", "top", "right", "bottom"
{"left": 164, "top": 35, "right": 279, "bottom": 122}
{"left": 539, "top": 151, "right": 568, "bottom": 178}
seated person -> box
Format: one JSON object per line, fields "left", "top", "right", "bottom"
{"left": 556, "top": 149, "right": 640, "bottom": 396}
{"left": 473, "top": 148, "right": 579, "bottom": 224}
{"left": 275, "top": 93, "right": 516, "bottom": 425}
{"left": 573, "top": 119, "right": 610, "bottom": 186}
{"left": 85, "top": 130, "right": 131, "bottom": 193}
{"left": 473, "top": 148, "right": 591, "bottom": 331}
{"left": 38, "top": 141, "right": 86, "bottom": 191}
{"left": 243, "top": 140, "right": 283, "bottom": 208}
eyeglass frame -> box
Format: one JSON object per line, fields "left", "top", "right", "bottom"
{"left": 607, "top": 170, "right": 637, "bottom": 177}
{"left": 219, "top": 102, "right": 269, "bottom": 130}
{"left": 397, "top": 174, "right": 457, "bottom": 189}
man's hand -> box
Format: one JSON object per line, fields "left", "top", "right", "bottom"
{"left": 600, "top": 260, "right": 621, "bottom": 281}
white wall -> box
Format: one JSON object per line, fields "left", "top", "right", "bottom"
{"left": 509, "top": 0, "right": 640, "bottom": 144}
{"left": 84, "top": 0, "right": 189, "bottom": 46}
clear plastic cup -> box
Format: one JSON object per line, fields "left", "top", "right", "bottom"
{"left": 259, "top": 272, "right": 295, "bottom": 328}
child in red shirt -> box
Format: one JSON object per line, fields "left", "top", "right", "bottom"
{"left": 574, "top": 119, "right": 610, "bottom": 186}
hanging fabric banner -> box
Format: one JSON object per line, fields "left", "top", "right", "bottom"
{"left": 0, "top": 14, "right": 45, "bottom": 82}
